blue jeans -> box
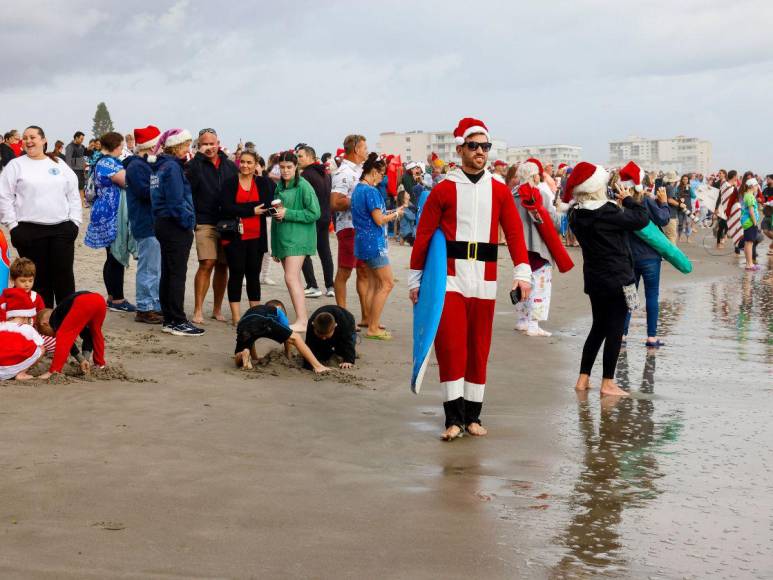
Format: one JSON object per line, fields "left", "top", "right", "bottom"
{"left": 623, "top": 258, "right": 661, "bottom": 338}
{"left": 136, "top": 236, "right": 162, "bottom": 312}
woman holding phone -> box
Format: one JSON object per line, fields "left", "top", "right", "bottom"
{"left": 271, "top": 151, "right": 321, "bottom": 331}
{"left": 219, "top": 150, "right": 275, "bottom": 324}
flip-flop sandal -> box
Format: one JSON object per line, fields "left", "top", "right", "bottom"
{"left": 364, "top": 332, "right": 392, "bottom": 341}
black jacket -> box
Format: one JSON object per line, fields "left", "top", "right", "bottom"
{"left": 186, "top": 151, "right": 239, "bottom": 225}
{"left": 304, "top": 305, "right": 356, "bottom": 366}
{"left": 568, "top": 197, "right": 650, "bottom": 296}
{"left": 0, "top": 142, "right": 17, "bottom": 168}
{"left": 301, "top": 163, "right": 332, "bottom": 221}
{"left": 219, "top": 174, "right": 275, "bottom": 253}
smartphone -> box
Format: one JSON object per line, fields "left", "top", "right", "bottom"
{"left": 268, "top": 207, "right": 279, "bottom": 217}
{"left": 510, "top": 287, "right": 522, "bottom": 305}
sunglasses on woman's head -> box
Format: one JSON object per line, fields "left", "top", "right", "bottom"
{"left": 464, "top": 141, "right": 492, "bottom": 152}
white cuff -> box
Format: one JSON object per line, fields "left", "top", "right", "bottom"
{"left": 513, "top": 263, "right": 532, "bottom": 284}
{"left": 8, "top": 221, "right": 19, "bottom": 231}
{"left": 408, "top": 269, "right": 423, "bottom": 290}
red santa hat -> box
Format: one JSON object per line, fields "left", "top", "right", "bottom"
{"left": 453, "top": 117, "right": 490, "bottom": 145}
{"left": 562, "top": 161, "right": 610, "bottom": 201}
{"left": 493, "top": 160, "right": 507, "bottom": 168}
{"left": 0, "top": 322, "right": 43, "bottom": 379}
{"left": 133, "top": 125, "right": 161, "bottom": 151}
{"left": 335, "top": 148, "right": 345, "bottom": 159}
{"left": 2, "top": 288, "right": 36, "bottom": 319}
{"left": 619, "top": 161, "right": 644, "bottom": 192}
{"left": 526, "top": 157, "right": 544, "bottom": 175}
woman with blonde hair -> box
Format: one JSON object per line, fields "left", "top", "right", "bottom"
{"left": 566, "top": 162, "right": 649, "bottom": 396}
{"left": 149, "top": 129, "right": 204, "bottom": 336}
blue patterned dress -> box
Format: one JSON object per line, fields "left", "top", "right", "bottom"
{"left": 85, "top": 156, "right": 123, "bottom": 248}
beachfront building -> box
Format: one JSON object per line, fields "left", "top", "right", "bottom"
{"left": 608, "top": 135, "right": 712, "bottom": 175}
{"left": 378, "top": 130, "right": 507, "bottom": 165}
{"left": 506, "top": 144, "right": 582, "bottom": 167}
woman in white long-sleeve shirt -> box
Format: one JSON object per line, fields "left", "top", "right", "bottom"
{"left": 0, "top": 126, "right": 81, "bottom": 307}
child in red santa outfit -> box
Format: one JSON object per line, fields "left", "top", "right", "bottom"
{"left": 35, "top": 291, "right": 107, "bottom": 379}
{"left": 0, "top": 288, "right": 45, "bottom": 380}
{"left": 409, "top": 117, "right": 532, "bottom": 441}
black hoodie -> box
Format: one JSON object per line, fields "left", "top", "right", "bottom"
{"left": 301, "top": 163, "right": 332, "bottom": 221}
{"left": 186, "top": 150, "right": 239, "bottom": 225}
{"left": 568, "top": 197, "right": 650, "bottom": 296}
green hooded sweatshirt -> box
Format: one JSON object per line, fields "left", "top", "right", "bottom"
{"left": 271, "top": 175, "right": 321, "bottom": 259}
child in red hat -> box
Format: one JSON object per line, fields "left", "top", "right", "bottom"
{"left": 0, "top": 288, "right": 45, "bottom": 380}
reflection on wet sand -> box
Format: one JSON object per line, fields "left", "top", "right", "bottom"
{"left": 552, "top": 349, "right": 684, "bottom": 577}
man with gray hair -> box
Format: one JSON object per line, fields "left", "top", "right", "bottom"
{"left": 186, "top": 128, "right": 238, "bottom": 323}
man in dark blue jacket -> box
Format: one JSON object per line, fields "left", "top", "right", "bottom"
{"left": 124, "top": 126, "right": 163, "bottom": 324}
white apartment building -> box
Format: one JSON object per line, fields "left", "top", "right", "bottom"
{"left": 378, "top": 130, "right": 507, "bottom": 165}
{"left": 609, "top": 136, "right": 712, "bottom": 175}
{"left": 506, "top": 144, "right": 582, "bottom": 167}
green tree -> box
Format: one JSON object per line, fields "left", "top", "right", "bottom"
{"left": 92, "top": 102, "right": 114, "bottom": 138}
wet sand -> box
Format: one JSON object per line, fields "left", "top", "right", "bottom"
{"left": 0, "top": 226, "right": 770, "bottom": 579}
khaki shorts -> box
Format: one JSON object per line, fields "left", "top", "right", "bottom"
{"left": 662, "top": 218, "right": 678, "bottom": 244}
{"left": 195, "top": 224, "right": 226, "bottom": 263}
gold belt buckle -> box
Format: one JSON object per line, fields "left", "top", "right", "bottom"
{"left": 467, "top": 241, "right": 478, "bottom": 260}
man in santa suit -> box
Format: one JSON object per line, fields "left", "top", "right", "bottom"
{"left": 409, "top": 117, "right": 532, "bottom": 441}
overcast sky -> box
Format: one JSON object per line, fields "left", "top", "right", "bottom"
{"left": 3, "top": 0, "right": 771, "bottom": 170}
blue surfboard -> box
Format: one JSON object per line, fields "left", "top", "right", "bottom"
{"left": 411, "top": 229, "right": 447, "bottom": 394}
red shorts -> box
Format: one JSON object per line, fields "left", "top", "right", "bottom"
{"left": 336, "top": 228, "right": 366, "bottom": 270}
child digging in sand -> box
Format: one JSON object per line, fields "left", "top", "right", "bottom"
{"left": 35, "top": 291, "right": 108, "bottom": 379}
{"left": 233, "top": 299, "right": 330, "bottom": 374}
{"left": 0, "top": 288, "right": 45, "bottom": 380}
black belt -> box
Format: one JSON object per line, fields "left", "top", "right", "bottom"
{"left": 446, "top": 240, "right": 498, "bottom": 262}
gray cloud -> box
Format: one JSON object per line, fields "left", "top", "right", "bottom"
{"left": 2, "top": 0, "right": 771, "bottom": 170}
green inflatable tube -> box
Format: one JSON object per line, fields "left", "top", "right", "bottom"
{"left": 634, "top": 221, "right": 692, "bottom": 274}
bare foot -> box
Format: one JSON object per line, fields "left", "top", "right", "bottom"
{"left": 313, "top": 365, "right": 331, "bottom": 374}
{"left": 575, "top": 374, "right": 591, "bottom": 391}
{"left": 191, "top": 312, "right": 205, "bottom": 324}
{"left": 237, "top": 349, "right": 253, "bottom": 370}
{"left": 440, "top": 425, "right": 463, "bottom": 441}
{"left": 38, "top": 372, "right": 52, "bottom": 380}
{"left": 466, "top": 423, "right": 488, "bottom": 437}
{"left": 600, "top": 379, "right": 629, "bottom": 397}
{"left": 526, "top": 327, "right": 552, "bottom": 337}
{"left": 358, "top": 322, "right": 385, "bottom": 330}
{"left": 211, "top": 312, "right": 226, "bottom": 322}
{"left": 14, "top": 371, "right": 34, "bottom": 380}
{"left": 290, "top": 321, "right": 308, "bottom": 332}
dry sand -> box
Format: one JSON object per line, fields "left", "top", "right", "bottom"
{"left": 0, "top": 223, "right": 761, "bottom": 578}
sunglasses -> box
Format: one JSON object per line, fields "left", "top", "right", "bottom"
{"left": 464, "top": 141, "right": 492, "bottom": 152}
{"left": 198, "top": 128, "right": 217, "bottom": 136}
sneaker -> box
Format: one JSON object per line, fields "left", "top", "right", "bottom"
{"left": 261, "top": 277, "right": 278, "bottom": 286}
{"left": 108, "top": 300, "right": 137, "bottom": 313}
{"left": 170, "top": 321, "right": 205, "bottom": 336}
{"left": 135, "top": 310, "right": 163, "bottom": 325}
{"left": 305, "top": 287, "right": 322, "bottom": 298}
{"left": 161, "top": 323, "right": 174, "bottom": 333}
{"left": 326, "top": 287, "right": 335, "bottom": 298}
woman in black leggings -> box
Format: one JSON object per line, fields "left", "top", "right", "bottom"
{"left": 566, "top": 162, "right": 650, "bottom": 396}
{"left": 219, "top": 151, "right": 275, "bottom": 324}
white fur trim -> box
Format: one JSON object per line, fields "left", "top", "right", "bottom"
{"left": 513, "top": 263, "right": 532, "bottom": 284}
{"left": 0, "top": 346, "right": 42, "bottom": 380}
{"left": 6, "top": 307, "right": 36, "bottom": 318}
{"left": 517, "top": 161, "right": 539, "bottom": 182}
{"left": 136, "top": 135, "right": 160, "bottom": 151}
{"left": 146, "top": 155, "right": 157, "bottom": 163}
{"left": 442, "top": 378, "right": 464, "bottom": 401}
{"left": 462, "top": 125, "right": 489, "bottom": 140}
{"left": 0, "top": 322, "right": 44, "bottom": 345}
{"left": 464, "top": 381, "right": 485, "bottom": 403}
{"left": 573, "top": 165, "right": 609, "bottom": 196}
{"left": 163, "top": 130, "right": 192, "bottom": 149}
{"left": 619, "top": 179, "right": 644, "bottom": 193}
{"left": 408, "top": 269, "right": 423, "bottom": 290}
{"left": 454, "top": 136, "right": 465, "bottom": 145}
